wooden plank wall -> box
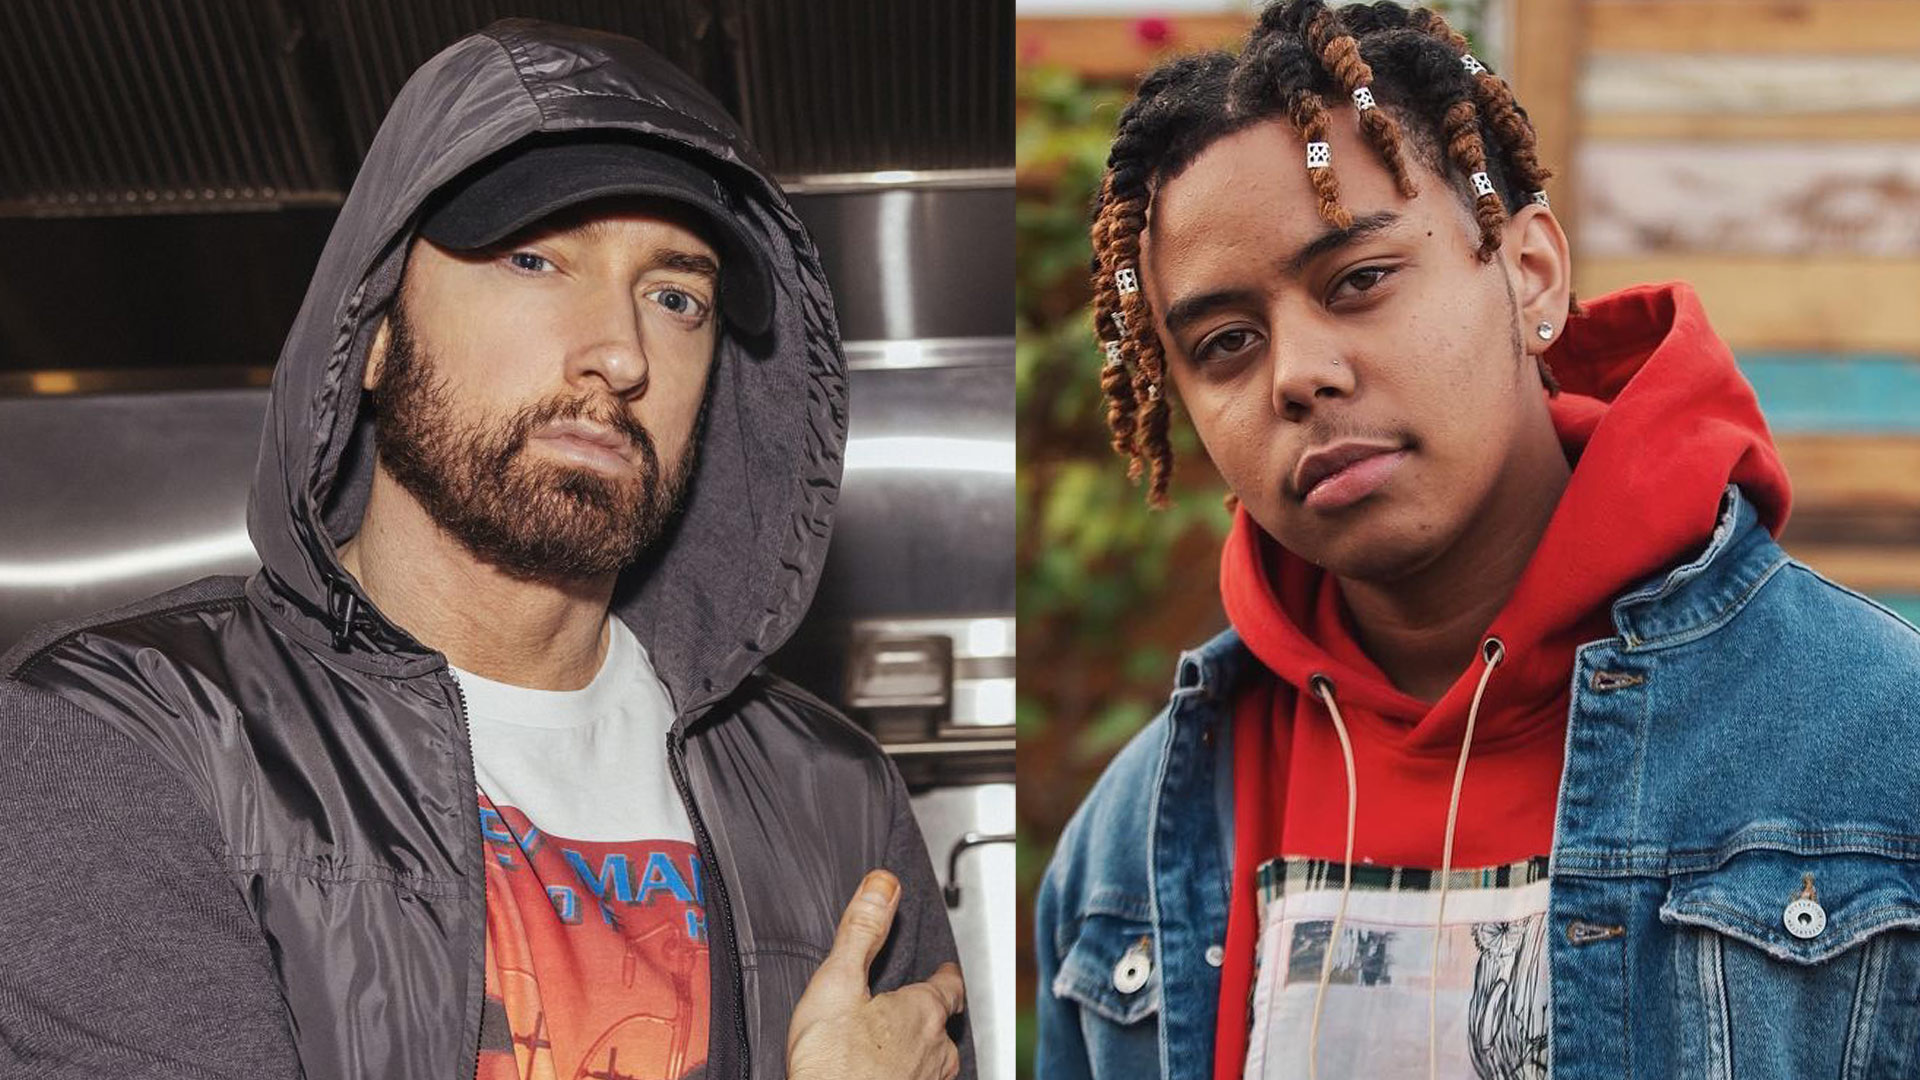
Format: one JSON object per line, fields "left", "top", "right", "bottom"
{"left": 1575, "top": 0, "right": 1920, "bottom": 609}
{"left": 1018, "top": 1, "right": 1920, "bottom": 616}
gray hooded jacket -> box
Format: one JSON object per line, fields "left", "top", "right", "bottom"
{"left": 0, "top": 20, "right": 968, "bottom": 1080}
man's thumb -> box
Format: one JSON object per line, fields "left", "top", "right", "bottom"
{"left": 823, "top": 869, "right": 900, "bottom": 979}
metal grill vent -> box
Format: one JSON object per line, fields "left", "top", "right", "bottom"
{"left": 734, "top": 0, "right": 1013, "bottom": 175}
{"left": 0, "top": 0, "right": 1013, "bottom": 217}
{"left": 0, "top": 0, "right": 337, "bottom": 214}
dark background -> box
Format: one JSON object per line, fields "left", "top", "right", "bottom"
{"left": 0, "top": 0, "right": 1012, "bottom": 381}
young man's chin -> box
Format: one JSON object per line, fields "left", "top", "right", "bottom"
{"left": 1271, "top": 512, "right": 1449, "bottom": 584}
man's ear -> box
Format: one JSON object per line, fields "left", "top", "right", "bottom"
{"left": 1501, "top": 203, "right": 1572, "bottom": 356}
{"left": 362, "top": 314, "right": 392, "bottom": 392}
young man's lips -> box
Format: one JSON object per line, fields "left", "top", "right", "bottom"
{"left": 1300, "top": 447, "right": 1411, "bottom": 511}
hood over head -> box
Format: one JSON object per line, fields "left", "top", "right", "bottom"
{"left": 244, "top": 20, "right": 846, "bottom": 722}
{"left": 1222, "top": 282, "right": 1792, "bottom": 746}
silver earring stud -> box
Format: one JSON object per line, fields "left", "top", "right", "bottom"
{"left": 1536, "top": 321, "right": 1554, "bottom": 341}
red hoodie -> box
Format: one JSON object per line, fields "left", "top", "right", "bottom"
{"left": 1209, "top": 283, "right": 1792, "bottom": 1077}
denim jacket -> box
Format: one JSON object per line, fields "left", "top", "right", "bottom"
{"left": 1034, "top": 485, "right": 1920, "bottom": 1079}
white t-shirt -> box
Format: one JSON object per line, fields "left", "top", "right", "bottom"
{"left": 454, "top": 616, "right": 693, "bottom": 844}
{"left": 1244, "top": 855, "right": 1552, "bottom": 1080}
{"left": 452, "top": 617, "right": 710, "bottom": 1080}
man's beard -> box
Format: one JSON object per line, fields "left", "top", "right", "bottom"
{"left": 368, "top": 302, "right": 697, "bottom": 581}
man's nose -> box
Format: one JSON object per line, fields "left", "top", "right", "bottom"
{"left": 566, "top": 289, "right": 650, "bottom": 396}
{"left": 1269, "top": 324, "right": 1354, "bottom": 423}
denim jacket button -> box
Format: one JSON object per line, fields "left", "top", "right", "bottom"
{"left": 1113, "top": 938, "right": 1152, "bottom": 993}
{"left": 1205, "top": 944, "right": 1225, "bottom": 967}
{"left": 1784, "top": 896, "right": 1827, "bottom": 939}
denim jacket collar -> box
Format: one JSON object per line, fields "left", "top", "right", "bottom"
{"left": 1610, "top": 485, "right": 1784, "bottom": 650}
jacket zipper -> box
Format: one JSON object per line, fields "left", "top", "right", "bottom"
{"left": 670, "top": 727, "right": 752, "bottom": 1078}
{"left": 444, "top": 673, "right": 487, "bottom": 1080}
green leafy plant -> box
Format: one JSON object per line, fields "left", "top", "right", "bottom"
{"left": 1014, "top": 57, "right": 1234, "bottom": 1077}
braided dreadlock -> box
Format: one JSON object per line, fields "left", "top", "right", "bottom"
{"left": 1090, "top": 0, "right": 1573, "bottom": 507}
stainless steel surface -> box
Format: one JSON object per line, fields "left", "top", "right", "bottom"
{"left": 791, "top": 186, "right": 1013, "bottom": 342}
{"left": 843, "top": 336, "right": 1015, "bottom": 372}
{"left": 767, "top": 186, "right": 1015, "bottom": 766}
{"left": 909, "top": 783, "right": 1015, "bottom": 1080}
{"left": 0, "top": 388, "right": 266, "bottom": 648}
{"left": 817, "top": 362, "right": 1015, "bottom": 617}
{"left": 780, "top": 168, "right": 1016, "bottom": 194}
{"left": 850, "top": 616, "right": 1015, "bottom": 729}
{"left": 943, "top": 831, "right": 1016, "bottom": 908}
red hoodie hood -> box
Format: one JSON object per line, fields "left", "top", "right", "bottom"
{"left": 1221, "top": 282, "right": 1792, "bottom": 746}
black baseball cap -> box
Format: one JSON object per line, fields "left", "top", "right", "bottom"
{"left": 417, "top": 137, "right": 774, "bottom": 335}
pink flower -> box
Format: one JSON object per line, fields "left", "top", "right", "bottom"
{"left": 1135, "top": 16, "right": 1174, "bottom": 48}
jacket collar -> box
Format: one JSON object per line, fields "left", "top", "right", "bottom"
{"left": 1184, "top": 483, "right": 1784, "bottom": 709}
{"left": 1611, "top": 484, "right": 1790, "bottom": 651}
{"left": 1173, "top": 627, "right": 1256, "bottom": 713}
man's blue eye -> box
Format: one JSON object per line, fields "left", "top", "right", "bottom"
{"left": 508, "top": 252, "right": 551, "bottom": 272}
{"left": 649, "top": 287, "right": 709, "bottom": 319}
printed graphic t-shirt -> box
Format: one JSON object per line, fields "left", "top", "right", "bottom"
{"left": 452, "top": 618, "right": 710, "bottom": 1080}
{"left": 1243, "top": 855, "right": 1551, "bottom": 1079}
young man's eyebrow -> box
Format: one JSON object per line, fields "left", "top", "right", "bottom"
{"left": 1161, "top": 211, "right": 1404, "bottom": 339}
{"left": 1163, "top": 287, "right": 1267, "bottom": 340}
{"left": 1284, "top": 210, "right": 1403, "bottom": 275}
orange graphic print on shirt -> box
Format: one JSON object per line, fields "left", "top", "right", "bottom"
{"left": 477, "top": 798, "right": 711, "bottom": 1080}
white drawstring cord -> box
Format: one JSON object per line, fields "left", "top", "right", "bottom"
{"left": 1429, "top": 637, "right": 1505, "bottom": 1080}
{"left": 1306, "top": 673, "right": 1357, "bottom": 1080}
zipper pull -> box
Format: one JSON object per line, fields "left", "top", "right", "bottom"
{"left": 327, "top": 580, "right": 360, "bottom": 651}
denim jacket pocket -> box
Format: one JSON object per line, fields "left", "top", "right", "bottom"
{"left": 1658, "top": 849, "right": 1920, "bottom": 1077}
{"left": 1051, "top": 912, "right": 1162, "bottom": 1027}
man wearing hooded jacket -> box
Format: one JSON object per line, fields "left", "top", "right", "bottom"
{"left": 0, "top": 21, "right": 969, "bottom": 1080}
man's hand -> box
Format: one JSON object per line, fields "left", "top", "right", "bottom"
{"left": 786, "top": 869, "right": 966, "bottom": 1080}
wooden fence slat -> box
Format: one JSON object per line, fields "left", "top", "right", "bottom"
{"left": 1584, "top": 55, "right": 1920, "bottom": 116}
{"left": 1576, "top": 142, "right": 1920, "bottom": 259}
{"left": 1577, "top": 257, "right": 1920, "bottom": 352}
{"left": 1774, "top": 435, "right": 1920, "bottom": 509}
{"left": 1588, "top": 111, "right": 1920, "bottom": 142}
{"left": 1783, "top": 544, "right": 1920, "bottom": 593}
{"left": 1588, "top": 0, "right": 1920, "bottom": 56}
{"left": 1743, "top": 357, "right": 1920, "bottom": 434}
{"left": 1510, "top": 0, "right": 1582, "bottom": 244}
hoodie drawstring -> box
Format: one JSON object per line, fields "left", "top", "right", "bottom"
{"left": 1305, "top": 673, "right": 1356, "bottom": 1080}
{"left": 1304, "top": 636, "right": 1506, "bottom": 1080}
{"left": 1429, "top": 636, "right": 1505, "bottom": 1079}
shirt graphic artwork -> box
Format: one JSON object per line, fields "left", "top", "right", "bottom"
{"left": 1243, "top": 856, "right": 1551, "bottom": 1080}
{"left": 477, "top": 799, "right": 709, "bottom": 1080}
{"left": 453, "top": 618, "right": 709, "bottom": 1080}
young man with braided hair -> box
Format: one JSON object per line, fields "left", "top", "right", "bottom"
{"left": 1035, "top": 2, "right": 1920, "bottom": 1078}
